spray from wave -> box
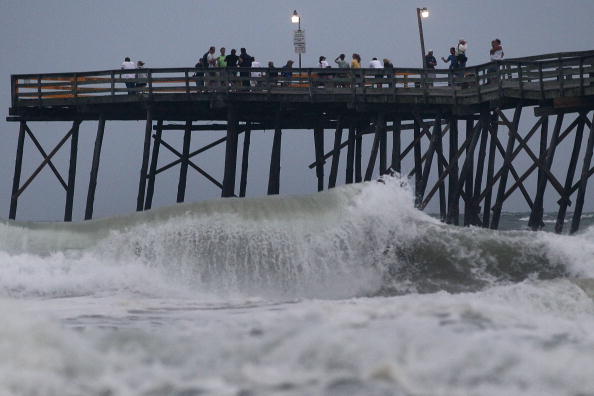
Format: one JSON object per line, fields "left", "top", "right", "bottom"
{"left": 0, "top": 175, "right": 593, "bottom": 299}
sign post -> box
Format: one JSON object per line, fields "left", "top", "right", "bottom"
{"left": 293, "top": 29, "right": 305, "bottom": 68}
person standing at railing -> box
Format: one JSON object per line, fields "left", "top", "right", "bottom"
{"left": 442, "top": 47, "right": 459, "bottom": 86}
{"left": 217, "top": 48, "right": 227, "bottom": 67}
{"left": 334, "top": 54, "right": 349, "bottom": 69}
{"left": 456, "top": 39, "right": 468, "bottom": 68}
{"left": 281, "top": 60, "right": 294, "bottom": 87}
{"left": 135, "top": 61, "right": 147, "bottom": 94}
{"left": 442, "top": 47, "right": 459, "bottom": 69}
{"left": 490, "top": 39, "right": 504, "bottom": 61}
{"left": 351, "top": 54, "right": 361, "bottom": 69}
{"left": 193, "top": 58, "right": 205, "bottom": 89}
{"left": 425, "top": 50, "right": 437, "bottom": 86}
{"left": 383, "top": 59, "right": 394, "bottom": 88}
{"left": 251, "top": 58, "right": 262, "bottom": 87}
{"left": 488, "top": 39, "right": 504, "bottom": 84}
{"left": 267, "top": 61, "right": 278, "bottom": 87}
{"left": 120, "top": 57, "right": 136, "bottom": 94}
{"left": 225, "top": 49, "right": 240, "bottom": 88}
{"left": 202, "top": 46, "right": 217, "bottom": 88}
{"left": 238, "top": 48, "right": 254, "bottom": 88}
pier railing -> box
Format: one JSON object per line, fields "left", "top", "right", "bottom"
{"left": 10, "top": 50, "right": 594, "bottom": 107}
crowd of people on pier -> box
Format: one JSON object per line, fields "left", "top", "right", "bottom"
{"left": 120, "top": 38, "right": 505, "bottom": 90}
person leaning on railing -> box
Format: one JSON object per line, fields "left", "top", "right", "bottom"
{"left": 135, "top": 61, "right": 147, "bottom": 94}
{"left": 425, "top": 50, "right": 437, "bottom": 86}
{"left": 488, "top": 39, "right": 504, "bottom": 84}
{"left": 120, "top": 57, "right": 136, "bottom": 94}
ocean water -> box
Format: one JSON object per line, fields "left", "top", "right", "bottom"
{"left": 1, "top": 176, "right": 594, "bottom": 396}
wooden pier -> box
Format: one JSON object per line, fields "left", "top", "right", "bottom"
{"left": 6, "top": 50, "right": 594, "bottom": 232}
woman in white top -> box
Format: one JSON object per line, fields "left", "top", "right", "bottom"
{"left": 490, "top": 39, "right": 504, "bottom": 61}
{"left": 319, "top": 56, "right": 330, "bottom": 68}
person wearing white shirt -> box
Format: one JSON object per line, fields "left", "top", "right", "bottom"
{"left": 319, "top": 56, "right": 330, "bottom": 68}
{"left": 489, "top": 39, "right": 504, "bottom": 61}
{"left": 251, "top": 59, "right": 262, "bottom": 87}
{"left": 369, "top": 57, "right": 383, "bottom": 68}
{"left": 120, "top": 57, "right": 136, "bottom": 94}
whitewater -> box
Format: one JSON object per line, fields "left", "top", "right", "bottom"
{"left": 1, "top": 176, "right": 594, "bottom": 396}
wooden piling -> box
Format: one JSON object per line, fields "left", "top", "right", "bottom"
{"left": 64, "top": 120, "right": 80, "bottom": 222}
{"left": 9, "top": 121, "right": 26, "bottom": 220}
{"left": 328, "top": 118, "right": 343, "bottom": 188}
{"left": 136, "top": 109, "right": 153, "bottom": 211}
{"left": 570, "top": 112, "right": 594, "bottom": 234}
{"left": 85, "top": 115, "right": 106, "bottom": 220}
{"left": 446, "top": 117, "right": 459, "bottom": 224}
{"left": 491, "top": 106, "right": 522, "bottom": 229}
{"left": 267, "top": 112, "right": 282, "bottom": 195}
{"left": 314, "top": 126, "right": 325, "bottom": 191}
{"left": 464, "top": 119, "right": 475, "bottom": 226}
{"left": 144, "top": 120, "right": 163, "bottom": 210}
{"left": 239, "top": 123, "right": 251, "bottom": 197}
{"left": 528, "top": 115, "right": 550, "bottom": 230}
{"left": 413, "top": 120, "right": 423, "bottom": 205}
{"left": 355, "top": 125, "right": 363, "bottom": 183}
{"left": 391, "top": 116, "right": 402, "bottom": 174}
{"left": 482, "top": 113, "right": 499, "bottom": 228}
{"left": 556, "top": 112, "right": 586, "bottom": 233}
{"left": 177, "top": 120, "right": 193, "bottom": 202}
{"left": 222, "top": 108, "right": 239, "bottom": 197}
{"left": 345, "top": 126, "right": 355, "bottom": 184}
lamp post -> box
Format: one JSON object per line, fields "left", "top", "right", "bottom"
{"left": 291, "top": 10, "right": 302, "bottom": 69}
{"left": 416, "top": 7, "right": 429, "bottom": 68}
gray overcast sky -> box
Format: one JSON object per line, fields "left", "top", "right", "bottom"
{"left": 1, "top": 0, "right": 593, "bottom": 221}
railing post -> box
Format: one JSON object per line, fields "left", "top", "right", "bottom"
{"left": 518, "top": 62, "right": 524, "bottom": 99}
{"left": 37, "top": 75, "right": 42, "bottom": 106}
{"left": 538, "top": 63, "right": 545, "bottom": 100}
{"left": 558, "top": 56, "right": 565, "bottom": 96}
{"left": 185, "top": 70, "right": 190, "bottom": 96}
{"left": 579, "top": 57, "right": 585, "bottom": 96}
{"left": 475, "top": 66, "right": 481, "bottom": 102}
{"left": 147, "top": 69, "right": 153, "bottom": 98}
{"left": 497, "top": 62, "right": 504, "bottom": 97}
{"left": 10, "top": 75, "right": 17, "bottom": 107}
{"left": 73, "top": 73, "right": 78, "bottom": 100}
{"left": 110, "top": 70, "right": 115, "bottom": 96}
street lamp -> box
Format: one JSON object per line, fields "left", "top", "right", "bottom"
{"left": 416, "top": 7, "right": 429, "bottom": 68}
{"left": 291, "top": 10, "right": 302, "bottom": 69}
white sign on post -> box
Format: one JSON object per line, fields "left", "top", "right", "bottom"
{"left": 293, "top": 29, "right": 306, "bottom": 54}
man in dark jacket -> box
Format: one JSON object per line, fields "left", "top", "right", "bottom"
{"left": 239, "top": 48, "right": 254, "bottom": 87}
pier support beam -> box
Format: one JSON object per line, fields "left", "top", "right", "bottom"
{"left": 328, "top": 118, "right": 343, "bottom": 189}
{"left": 314, "top": 126, "right": 325, "bottom": 191}
{"left": 9, "top": 121, "right": 26, "bottom": 220}
{"left": 556, "top": 112, "right": 586, "bottom": 233}
{"left": 177, "top": 120, "right": 193, "bottom": 202}
{"left": 64, "top": 120, "right": 80, "bottom": 222}
{"left": 144, "top": 120, "right": 163, "bottom": 210}
{"left": 391, "top": 116, "right": 402, "bottom": 174}
{"left": 222, "top": 108, "right": 239, "bottom": 198}
{"left": 528, "top": 115, "right": 553, "bottom": 230}
{"left": 491, "top": 106, "right": 522, "bottom": 229}
{"left": 355, "top": 125, "right": 363, "bottom": 183}
{"left": 482, "top": 113, "right": 499, "bottom": 228}
{"left": 446, "top": 117, "right": 459, "bottom": 224}
{"left": 85, "top": 115, "right": 106, "bottom": 220}
{"left": 345, "top": 126, "right": 356, "bottom": 184}
{"left": 571, "top": 112, "right": 594, "bottom": 234}
{"left": 268, "top": 112, "right": 282, "bottom": 195}
{"left": 239, "top": 123, "right": 251, "bottom": 197}
{"left": 136, "top": 108, "right": 152, "bottom": 211}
